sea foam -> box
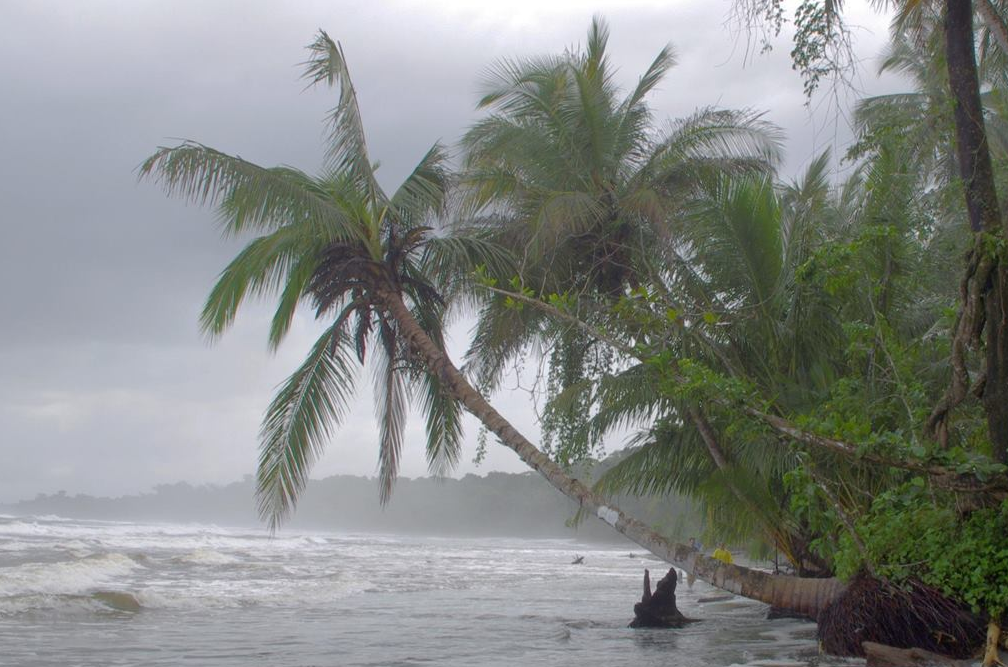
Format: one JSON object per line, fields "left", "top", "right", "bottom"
{"left": 173, "top": 548, "right": 240, "bottom": 565}
{"left": 0, "top": 552, "right": 141, "bottom": 598}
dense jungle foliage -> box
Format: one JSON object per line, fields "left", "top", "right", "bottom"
{"left": 465, "top": 6, "right": 1008, "bottom": 625}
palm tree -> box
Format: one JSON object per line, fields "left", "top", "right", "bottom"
{"left": 571, "top": 161, "right": 840, "bottom": 570}
{"left": 456, "top": 16, "right": 848, "bottom": 571}
{"left": 592, "top": 147, "right": 950, "bottom": 572}
{"left": 140, "top": 32, "right": 506, "bottom": 527}
{"left": 851, "top": 19, "right": 1008, "bottom": 451}
{"left": 461, "top": 16, "right": 783, "bottom": 462}
{"left": 142, "top": 29, "right": 851, "bottom": 618}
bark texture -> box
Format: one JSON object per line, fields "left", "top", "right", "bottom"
{"left": 983, "top": 620, "right": 1001, "bottom": 667}
{"left": 945, "top": 0, "right": 1000, "bottom": 235}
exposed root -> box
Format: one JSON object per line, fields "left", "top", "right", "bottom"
{"left": 984, "top": 620, "right": 1003, "bottom": 667}
{"left": 818, "top": 573, "right": 986, "bottom": 659}
{"left": 927, "top": 244, "right": 994, "bottom": 447}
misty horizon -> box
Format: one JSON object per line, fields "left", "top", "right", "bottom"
{"left": 2, "top": 469, "right": 702, "bottom": 546}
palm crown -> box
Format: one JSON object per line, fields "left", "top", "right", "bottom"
{"left": 141, "top": 32, "right": 507, "bottom": 528}
{"left": 460, "top": 17, "right": 784, "bottom": 461}
{"left": 463, "top": 18, "right": 782, "bottom": 298}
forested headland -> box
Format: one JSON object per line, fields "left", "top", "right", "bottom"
{"left": 2, "top": 471, "right": 700, "bottom": 543}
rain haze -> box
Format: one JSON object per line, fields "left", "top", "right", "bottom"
{"left": 0, "top": 0, "right": 895, "bottom": 504}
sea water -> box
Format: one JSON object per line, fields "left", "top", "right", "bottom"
{"left": 0, "top": 515, "right": 863, "bottom": 666}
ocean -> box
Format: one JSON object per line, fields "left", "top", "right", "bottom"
{"left": 0, "top": 515, "right": 862, "bottom": 666}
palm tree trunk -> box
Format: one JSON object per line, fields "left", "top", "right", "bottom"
{"left": 944, "top": 0, "right": 1008, "bottom": 465}
{"left": 379, "top": 289, "right": 847, "bottom": 618}
{"left": 946, "top": 0, "right": 1001, "bottom": 235}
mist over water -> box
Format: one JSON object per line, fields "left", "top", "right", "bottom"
{"left": 0, "top": 515, "right": 864, "bottom": 666}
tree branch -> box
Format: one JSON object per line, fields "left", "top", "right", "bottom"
{"left": 477, "top": 282, "right": 1008, "bottom": 498}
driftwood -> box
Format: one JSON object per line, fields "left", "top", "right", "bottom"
{"left": 629, "top": 568, "right": 695, "bottom": 628}
{"left": 863, "top": 641, "right": 975, "bottom": 667}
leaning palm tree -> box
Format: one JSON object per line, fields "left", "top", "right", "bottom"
{"left": 140, "top": 32, "right": 503, "bottom": 526}
{"left": 142, "top": 29, "right": 848, "bottom": 619}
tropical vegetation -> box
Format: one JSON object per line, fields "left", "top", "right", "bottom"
{"left": 143, "top": 3, "right": 1008, "bottom": 663}
{"left": 140, "top": 30, "right": 744, "bottom": 599}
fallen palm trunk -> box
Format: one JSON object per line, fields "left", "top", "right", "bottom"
{"left": 385, "top": 290, "right": 851, "bottom": 617}
{"left": 629, "top": 567, "right": 990, "bottom": 664}
{"left": 392, "top": 291, "right": 996, "bottom": 659}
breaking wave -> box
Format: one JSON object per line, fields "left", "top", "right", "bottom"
{"left": 0, "top": 552, "right": 141, "bottom": 598}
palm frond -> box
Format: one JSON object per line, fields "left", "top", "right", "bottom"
{"left": 303, "top": 31, "right": 384, "bottom": 203}
{"left": 695, "top": 465, "right": 785, "bottom": 548}
{"left": 464, "top": 301, "right": 546, "bottom": 392}
{"left": 374, "top": 318, "right": 408, "bottom": 504}
{"left": 585, "top": 363, "right": 670, "bottom": 442}
{"left": 688, "top": 174, "right": 783, "bottom": 313}
{"left": 525, "top": 191, "right": 606, "bottom": 255}
{"left": 200, "top": 224, "right": 323, "bottom": 341}
{"left": 595, "top": 424, "right": 714, "bottom": 498}
{"left": 418, "top": 370, "right": 463, "bottom": 477}
{"left": 390, "top": 143, "right": 450, "bottom": 226}
{"left": 420, "top": 231, "right": 515, "bottom": 307}
{"left": 476, "top": 54, "right": 569, "bottom": 112}
{"left": 646, "top": 108, "right": 783, "bottom": 188}
{"left": 140, "top": 142, "right": 360, "bottom": 241}
{"left": 267, "top": 253, "right": 318, "bottom": 351}
{"left": 621, "top": 44, "right": 677, "bottom": 112}
{"left": 583, "top": 15, "right": 611, "bottom": 79}
{"left": 257, "top": 324, "right": 357, "bottom": 531}
{"left": 406, "top": 298, "right": 463, "bottom": 478}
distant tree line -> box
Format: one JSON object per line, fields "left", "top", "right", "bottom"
{"left": 3, "top": 471, "right": 702, "bottom": 543}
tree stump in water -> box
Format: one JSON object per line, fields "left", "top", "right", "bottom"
{"left": 629, "top": 568, "right": 692, "bottom": 628}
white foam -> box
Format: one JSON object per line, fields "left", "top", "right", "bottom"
{"left": 1, "top": 520, "right": 638, "bottom": 615}
{"left": 0, "top": 520, "right": 52, "bottom": 537}
{"left": 0, "top": 552, "right": 142, "bottom": 597}
{"left": 173, "top": 549, "right": 239, "bottom": 565}
{"left": 0, "top": 594, "right": 97, "bottom": 615}
{"left": 56, "top": 539, "right": 95, "bottom": 552}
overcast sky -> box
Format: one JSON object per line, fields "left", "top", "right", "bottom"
{"left": 0, "top": 0, "right": 898, "bottom": 504}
